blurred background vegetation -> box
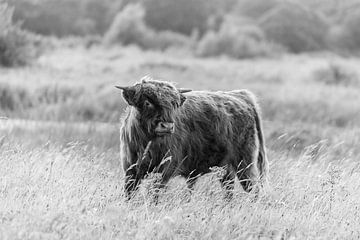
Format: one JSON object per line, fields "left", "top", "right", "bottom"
{"left": 1, "top": 0, "right": 360, "bottom": 132}
{"left": 2, "top": 0, "right": 360, "bottom": 67}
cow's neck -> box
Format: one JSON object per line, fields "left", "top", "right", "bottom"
{"left": 125, "top": 107, "right": 150, "bottom": 148}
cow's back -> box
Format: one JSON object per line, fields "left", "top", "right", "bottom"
{"left": 180, "top": 90, "right": 257, "bottom": 133}
{"left": 170, "top": 90, "right": 258, "bottom": 175}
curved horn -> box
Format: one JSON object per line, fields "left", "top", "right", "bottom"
{"left": 141, "top": 75, "right": 152, "bottom": 83}
{"left": 115, "top": 86, "right": 129, "bottom": 90}
{"left": 178, "top": 88, "right": 192, "bottom": 93}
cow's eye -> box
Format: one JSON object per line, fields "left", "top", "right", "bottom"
{"left": 144, "top": 100, "right": 153, "bottom": 108}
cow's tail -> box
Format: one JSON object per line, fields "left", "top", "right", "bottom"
{"left": 254, "top": 104, "right": 269, "bottom": 186}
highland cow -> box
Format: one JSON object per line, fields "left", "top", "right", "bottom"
{"left": 117, "top": 77, "right": 268, "bottom": 199}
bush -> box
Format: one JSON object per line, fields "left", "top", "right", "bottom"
{"left": 10, "top": 0, "right": 118, "bottom": 37}
{"left": 142, "top": 0, "right": 216, "bottom": 35}
{"left": 313, "top": 62, "right": 359, "bottom": 87}
{"left": 103, "top": 4, "right": 192, "bottom": 50}
{"left": 329, "top": 7, "right": 360, "bottom": 51}
{"left": 259, "top": 2, "right": 329, "bottom": 53}
{"left": 196, "top": 16, "right": 283, "bottom": 59}
{"left": 103, "top": 4, "right": 149, "bottom": 47}
{"left": 0, "top": 3, "right": 39, "bottom": 67}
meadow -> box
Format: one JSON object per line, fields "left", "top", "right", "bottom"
{"left": 1, "top": 45, "right": 360, "bottom": 239}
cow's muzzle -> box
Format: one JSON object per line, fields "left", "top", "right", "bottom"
{"left": 155, "top": 122, "right": 175, "bottom": 136}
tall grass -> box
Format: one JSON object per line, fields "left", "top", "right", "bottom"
{"left": 1, "top": 46, "right": 360, "bottom": 238}
{"left": 0, "top": 132, "right": 359, "bottom": 239}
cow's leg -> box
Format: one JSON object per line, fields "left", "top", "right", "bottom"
{"left": 234, "top": 138, "right": 260, "bottom": 193}
{"left": 124, "top": 166, "right": 142, "bottom": 200}
{"left": 143, "top": 152, "right": 177, "bottom": 203}
{"left": 235, "top": 162, "right": 258, "bottom": 192}
{"left": 219, "top": 168, "right": 235, "bottom": 199}
{"left": 152, "top": 175, "right": 171, "bottom": 204}
{"left": 236, "top": 166, "right": 256, "bottom": 192}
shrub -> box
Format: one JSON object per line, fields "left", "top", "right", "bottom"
{"left": 103, "top": 4, "right": 149, "bottom": 47}
{"left": 327, "top": 26, "right": 352, "bottom": 51}
{"left": 0, "top": 3, "right": 39, "bottom": 67}
{"left": 313, "top": 62, "right": 359, "bottom": 87}
{"left": 10, "top": 0, "right": 118, "bottom": 36}
{"left": 142, "top": 0, "right": 215, "bottom": 35}
{"left": 103, "top": 3, "right": 192, "bottom": 50}
{"left": 259, "top": 2, "right": 329, "bottom": 53}
{"left": 329, "top": 7, "right": 360, "bottom": 51}
{"left": 196, "top": 16, "right": 283, "bottom": 59}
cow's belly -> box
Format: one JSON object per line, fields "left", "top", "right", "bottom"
{"left": 179, "top": 137, "right": 230, "bottom": 176}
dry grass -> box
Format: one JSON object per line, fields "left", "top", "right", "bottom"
{"left": 1, "top": 46, "right": 360, "bottom": 239}
{"left": 1, "top": 130, "right": 360, "bottom": 239}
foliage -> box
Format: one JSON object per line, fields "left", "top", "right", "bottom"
{"left": 8, "top": 0, "right": 119, "bottom": 36}
{"left": 0, "top": 3, "right": 40, "bottom": 67}
{"left": 259, "top": 2, "right": 329, "bottom": 53}
{"left": 103, "top": 4, "right": 148, "bottom": 47}
{"left": 141, "top": 0, "right": 224, "bottom": 36}
{"left": 5, "top": 0, "right": 360, "bottom": 56}
{"left": 312, "top": 61, "right": 359, "bottom": 87}
{"left": 103, "top": 4, "right": 192, "bottom": 51}
{"left": 197, "top": 16, "right": 283, "bottom": 59}
{"left": 331, "top": 7, "right": 360, "bottom": 51}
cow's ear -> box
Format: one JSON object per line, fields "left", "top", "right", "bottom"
{"left": 180, "top": 94, "right": 187, "bottom": 106}
{"left": 115, "top": 86, "right": 136, "bottom": 106}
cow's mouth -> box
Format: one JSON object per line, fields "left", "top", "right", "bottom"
{"left": 155, "top": 130, "right": 173, "bottom": 137}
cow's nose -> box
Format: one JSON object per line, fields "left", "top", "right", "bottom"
{"left": 158, "top": 122, "right": 175, "bottom": 132}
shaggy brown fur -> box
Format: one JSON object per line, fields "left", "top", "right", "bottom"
{"left": 117, "top": 77, "right": 269, "bottom": 199}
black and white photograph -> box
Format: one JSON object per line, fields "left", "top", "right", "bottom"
{"left": 1, "top": 0, "right": 360, "bottom": 239}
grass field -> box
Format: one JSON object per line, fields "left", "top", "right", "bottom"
{"left": 1, "top": 46, "right": 360, "bottom": 239}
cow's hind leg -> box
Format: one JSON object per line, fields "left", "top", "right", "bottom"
{"left": 219, "top": 168, "right": 235, "bottom": 200}
{"left": 233, "top": 137, "right": 260, "bottom": 193}
{"left": 236, "top": 163, "right": 258, "bottom": 192}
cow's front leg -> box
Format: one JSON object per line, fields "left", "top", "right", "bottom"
{"left": 151, "top": 169, "right": 174, "bottom": 204}
{"left": 124, "top": 142, "right": 153, "bottom": 200}
{"left": 152, "top": 177, "right": 169, "bottom": 204}
{"left": 124, "top": 165, "right": 142, "bottom": 200}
